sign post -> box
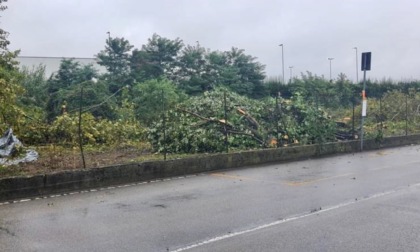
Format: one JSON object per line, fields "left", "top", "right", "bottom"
{"left": 360, "top": 52, "right": 371, "bottom": 151}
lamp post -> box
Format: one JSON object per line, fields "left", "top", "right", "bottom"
{"left": 328, "top": 58, "right": 334, "bottom": 82}
{"left": 353, "top": 47, "right": 359, "bottom": 83}
{"left": 289, "top": 66, "right": 293, "bottom": 83}
{"left": 279, "top": 44, "right": 285, "bottom": 84}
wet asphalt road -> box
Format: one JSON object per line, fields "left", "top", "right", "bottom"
{"left": 1, "top": 145, "right": 420, "bottom": 252}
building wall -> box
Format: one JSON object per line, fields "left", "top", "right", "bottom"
{"left": 16, "top": 56, "right": 106, "bottom": 77}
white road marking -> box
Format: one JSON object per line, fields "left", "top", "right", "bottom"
{"left": 0, "top": 174, "right": 203, "bottom": 206}
{"left": 170, "top": 183, "right": 420, "bottom": 252}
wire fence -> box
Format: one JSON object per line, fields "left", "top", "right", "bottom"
{"left": 5, "top": 87, "right": 420, "bottom": 177}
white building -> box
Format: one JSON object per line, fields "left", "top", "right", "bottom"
{"left": 16, "top": 56, "right": 106, "bottom": 77}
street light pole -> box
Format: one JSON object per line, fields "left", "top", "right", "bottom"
{"left": 289, "top": 66, "right": 293, "bottom": 83}
{"left": 353, "top": 47, "right": 359, "bottom": 83}
{"left": 328, "top": 58, "right": 334, "bottom": 82}
{"left": 279, "top": 44, "right": 285, "bottom": 84}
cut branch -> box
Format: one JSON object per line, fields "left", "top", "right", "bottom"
{"left": 236, "top": 107, "right": 259, "bottom": 129}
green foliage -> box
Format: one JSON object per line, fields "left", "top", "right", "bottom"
{"left": 177, "top": 43, "right": 214, "bottom": 94}
{"left": 0, "top": 0, "right": 9, "bottom": 51}
{"left": 286, "top": 93, "right": 337, "bottom": 144}
{"left": 275, "top": 92, "right": 337, "bottom": 145}
{"left": 177, "top": 46, "right": 266, "bottom": 97}
{"left": 147, "top": 88, "right": 337, "bottom": 153}
{"left": 0, "top": 52, "right": 24, "bottom": 132}
{"left": 130, "top": 34, "right": 183, "bottom": 82}
{"left": 132, "top": 79, "right": 183, "bottom": 125}
{"left": 0, "top": 0, "right": 42, "bottom": 139}
{"left": 334, "top": 73, "right": 355, "bottom": 107}
{"left": 264, "top": 77, "right": 293, "bottom": 98}
{"left": 96, "top": 36, "right": 134, "bottom": 92}
{"left": 148, "top": 111, "right": 224, "bottom": 153}
{"left": 8, "top": 24, "right": 420, "bottom": 157}
{"left": 46, "top": 59, "right": 116, "bottom": 121}
{"left": 148, "top": 88, "right": 263, "bottom": 153}
{"left": 360, "top": 89, "right": 420, "bottom": 136}
{"left": 17, "top": 106, "right": 49, "bottom": 144}
{"left": 19, "top": 64, "right": 48, "bottom": 108}
{"left": 47, "top": 59, "right": 97, "bottom": 91}
{"left": 0, "top": 0, "right": 25, "bottom": 131}
{"left": 224, "top": 47, "right": 266, "bottom": 98}
{"left": 0, "top": 75, "right": 25, "bottom": 130}
{"left": 48, "top": 113, "right": 145, "bottom": 147}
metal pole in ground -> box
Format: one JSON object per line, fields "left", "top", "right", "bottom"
{"left": 380, "top": 97, "right": 383, "bottom": 130}
{"left": 406, "top": 93, "right": 408, "bottom": 136}
{"left": 354, "top": 47, "right": 359, "bottom": 83}
{"left": 161, "top": 90, "right": 167, "bottom": 161}
{"left": 352, "top": 100, "right": 355, "bottom": 139}
{"left": 224, "top": 91, "right": 229, "bottom": 153}
{"left": 78, "top": 86, "right": 86, "bottom": 169}
{"left": 279, "top": 44, "right": 285, "bottom": 84}
{"left": 360, "top": 52, "right": 371, "bottom": 151}
{"left": 276, "top": 95, "right": 280, "bottom": 147}
{"left": 360, "top": 70, "right": 367, "bottom": 151}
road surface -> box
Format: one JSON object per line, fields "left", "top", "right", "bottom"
{"left": 1, "top": 145, "right": 420, "bottom": 251}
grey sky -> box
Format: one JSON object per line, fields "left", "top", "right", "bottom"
{"left": 3, "top": 0, "right": 420, "bottom": 82}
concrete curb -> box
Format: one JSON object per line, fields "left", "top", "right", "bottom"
{"left": 1, "top": 135, "right": 420, "bottom": 201}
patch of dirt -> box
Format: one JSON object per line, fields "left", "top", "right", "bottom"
{"left": 0, "top": 147, "right": 161, "bottom": 178}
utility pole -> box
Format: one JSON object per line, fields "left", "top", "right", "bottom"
{"left": 279, "top": 44, "right": 285, "bottom": 84}
{"left": 328, "top": 58, "right": 334, "bottom": 82}
{"left": 353, "top": 47, "right": 359, "bottom": 83}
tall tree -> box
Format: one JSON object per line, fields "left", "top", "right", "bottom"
{"left": 0, "top": 0, "right": 25, "bottom": 130}
{"left": 46, "top": 59, "right": 115, "bottom": 121}
{"left": 96, "top": 36, "right": 133, "bottom": 92}
{"left": 177, "top": 45, "right": 266, "bottom": 97}
{"left": 177, "top": 43, "right": 214, "bottom": 94}
{"left": 19, "top": 64, "right": 48, "bottom": 108}
{"left": 130, "top": 33, "right": 183, "bottom": 82}
{"left": 0, "top": 0, "right": 8, "bottom": 50}
{"left": 223, "top": 47, "right": 266, "bottom": 98}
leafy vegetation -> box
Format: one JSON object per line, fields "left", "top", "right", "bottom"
{"left": 1, "top": 0, "right": 420, "bottom": 175}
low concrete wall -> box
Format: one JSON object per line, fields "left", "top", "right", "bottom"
{"left": 1, "top": 135, "right": 420, "bottom": 201}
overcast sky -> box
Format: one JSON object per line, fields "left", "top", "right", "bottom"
{"left": 3, "top": 0, "right": 420, "bottom": 82}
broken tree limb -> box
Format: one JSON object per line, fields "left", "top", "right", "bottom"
{"left": 236, "top": 107, "right": 260, "bottom": 129}
{"left": 178, "top": 107, "right": 266, "bottom": 146}
{"left": 177, "top": 108, "right": 233, "bottom": 128}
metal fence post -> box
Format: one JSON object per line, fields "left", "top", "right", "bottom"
{"left": 352, "top": 100, "right": 355, "bottom": 139}
{"left": 406, "top": 93, "right": 408, "bottom": 136}
{"left": 161, "top": 90, "right": 167, "bottom": 160}
{"left": 224, "top": 91, "right": 229, "bottom": 153}
{"left": 276, "top": 95, "right": 280, "bottom": 147}
{"left": 78, "top": 86, "right": 86, "bottom": 169}
{"left": 223, "top": 91, "right": 229, "bottom": 152}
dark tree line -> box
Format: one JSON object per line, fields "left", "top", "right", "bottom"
{"left": 96, "top": 34, "right": 266, "bottom": 96}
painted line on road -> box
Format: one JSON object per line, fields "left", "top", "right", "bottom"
{"left": 170, "top": 182, "right": 420, "bottom": 252}
{"left": 210, "top": 173, "right": 258, "bottom": 181}
{"left": 0, "top": 174, "right": 204, "bottom": 206}
{"left": 285, "top": 160, "right": 420, "bottom": 187}
{"left": 369, "top": 160, "right": 420, "bottom": 172}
